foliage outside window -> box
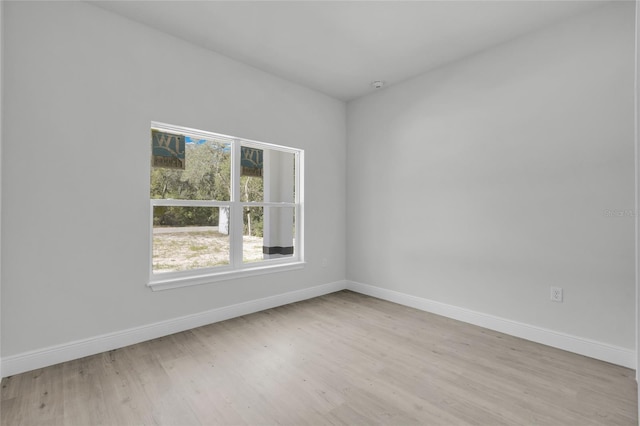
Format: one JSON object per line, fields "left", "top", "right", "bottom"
{"left": 149, "top": 122, "right": 303, "bottom": 290}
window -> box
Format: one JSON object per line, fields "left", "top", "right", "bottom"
{"left": 149, "top": 122, "right": 304, "bottom": 290}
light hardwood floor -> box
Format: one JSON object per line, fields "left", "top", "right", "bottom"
{"left": 1, "top": 290, "right": 637, "bottom": 425}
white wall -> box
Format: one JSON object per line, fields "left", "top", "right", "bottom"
{"left": 1, "top": 1, "right": 346, "bottom": 358}
{"left": 635, "top": 0, "right": 639, "bottom": 387}
{"left": 347, "top": 3, "right": 636, "bottom": 350}
{"left": 0, "top": 0, "right": 4, "bottom": 378}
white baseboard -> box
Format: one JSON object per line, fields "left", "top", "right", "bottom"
{"left": 1, "top": 280, "right": 348, "bottom": 378}
{"left": 2, "top": 279, "right": 634, "bottom": 378}
{"left": 346, "top": 280, "right": 635, "bottom": 369}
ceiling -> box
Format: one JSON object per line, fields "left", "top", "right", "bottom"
{"left": 92, "top": 1, "right": 608, "bottom": 101}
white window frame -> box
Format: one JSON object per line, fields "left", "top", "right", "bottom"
{"left": 148, "top": 122, "right": 304, "bottom": 291}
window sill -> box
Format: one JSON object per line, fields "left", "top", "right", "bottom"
{"left": 148, "top": 261, "right": 306, "bottom": 291}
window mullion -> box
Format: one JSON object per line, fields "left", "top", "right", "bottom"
{"left": 231, "top": 140, "right": 243, "bottom": 268}
{"left": 151, "top": 199, "right": 230, "bottom": 207}
{"left": 296, "top": 151, "right": 304, "bottom": 262}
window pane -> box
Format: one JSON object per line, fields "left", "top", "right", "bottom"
{"left": 240, "top": 175, "right": 264, "bottom": 203}
{"left": 151, "top": 137, "right": 231, "bottom": 201}
{"left": 243, "top": 206, "right": 295, "bottom": 263}
{"left": 243, "top": 206, "right": 264, "bottom": 263}
{"left": 153, "top": 206, "right": 230, "bottom": 273}
{"left": 240, "top": 148, "right": 295, "bottom": 203}
{"left": 264, "top": 150, "right": 295, "bottom": 203}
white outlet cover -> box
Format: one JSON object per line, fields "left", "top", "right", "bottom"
{"left": 551, "top": 287, "right": 563, "bottom": 302}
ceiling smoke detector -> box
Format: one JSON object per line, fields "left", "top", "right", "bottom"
{"left": 370, "top": 80, "right": 385, "bottom": 89}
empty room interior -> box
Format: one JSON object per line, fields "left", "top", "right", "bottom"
{"left": 1, "top": 0, "right": 640, "bottom": 424}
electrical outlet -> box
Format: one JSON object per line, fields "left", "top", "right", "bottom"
{"left": 550, "top": 287, "right": 563, "bottom": 303}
